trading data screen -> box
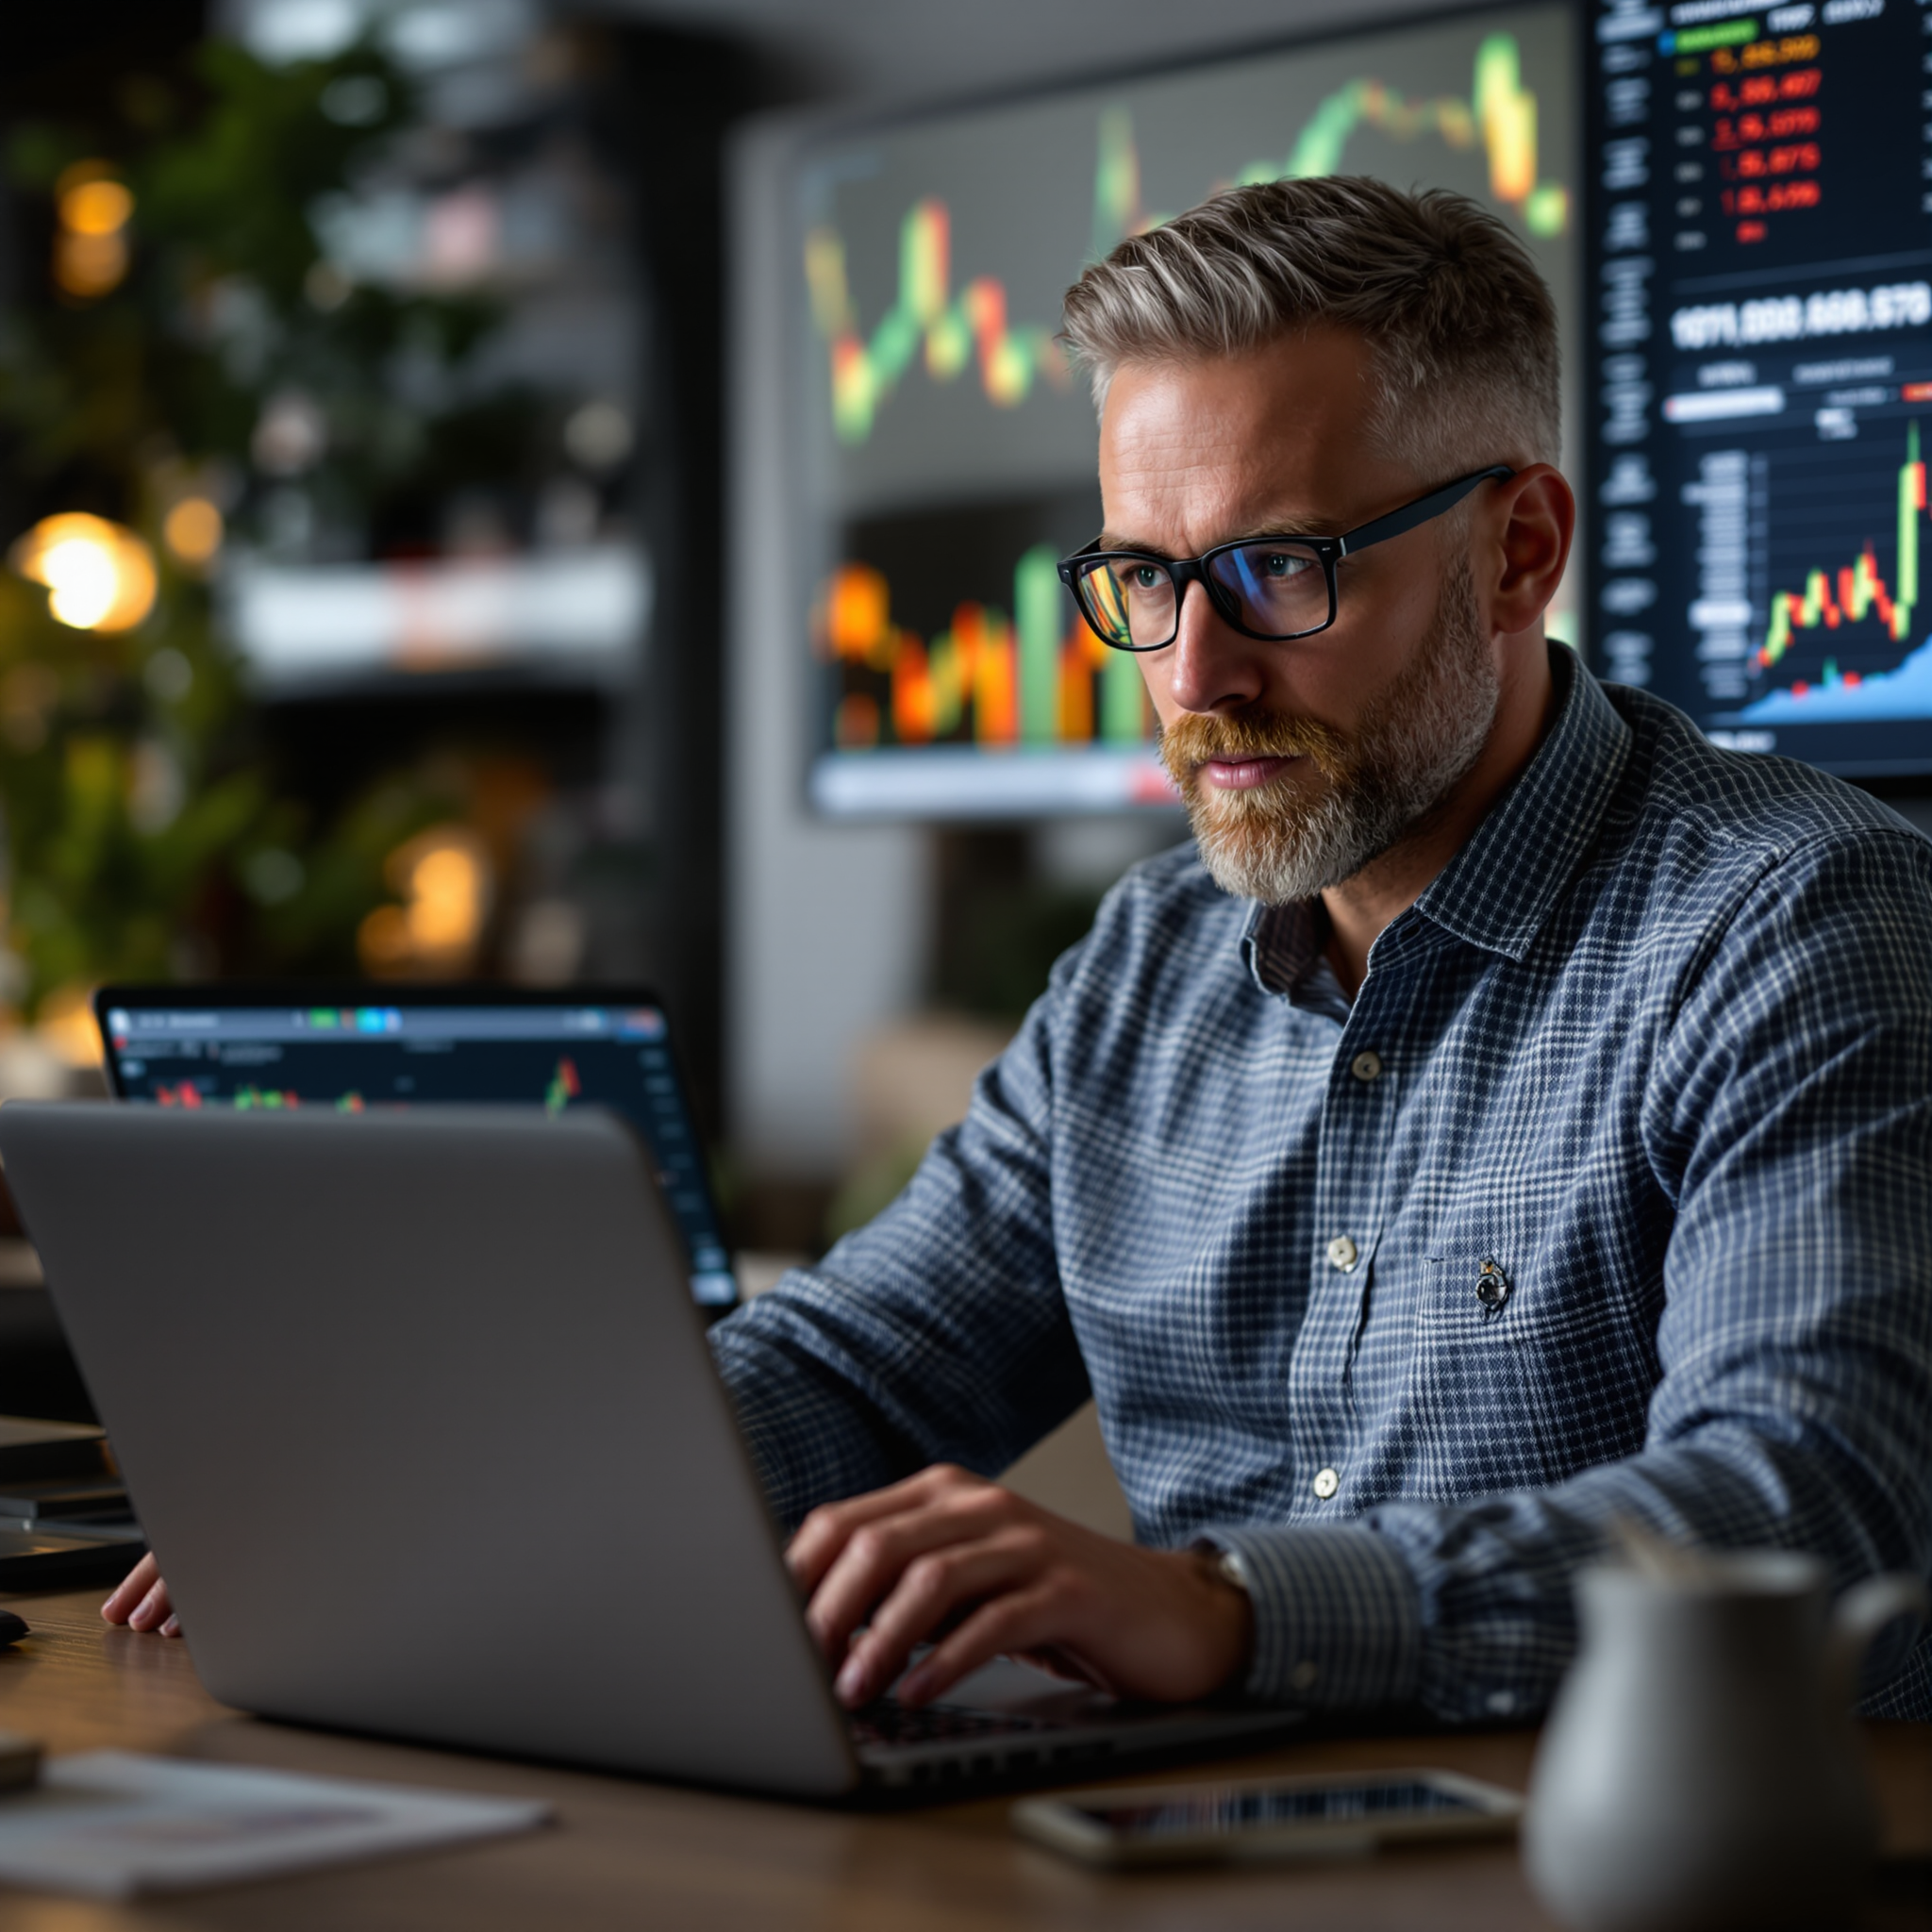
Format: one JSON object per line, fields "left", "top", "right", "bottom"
{"left": 1590, "top": 0, "right": 1932, "bottom": 774}
{"left": 100, "top": 1001, "right": 737, "bottom": 1308}
{"left": 798, "top": 6, "right": 1581, "bottom": 818}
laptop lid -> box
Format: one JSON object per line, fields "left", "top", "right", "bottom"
{"left": 92, "top": 985, "right": 736, "bottom": 1315}
{"left": 0, "top": 1103, "right": 858, "bottom": 1796}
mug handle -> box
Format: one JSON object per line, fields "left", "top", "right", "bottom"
{"left": 1827, "top": 1574, "right": 1931, "bottom": 1708}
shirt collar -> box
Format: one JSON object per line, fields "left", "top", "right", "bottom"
{"left": 1241, "top": 896, "right": 1350, "bottom": 1010}
{"left": 1240, "top": 644, "right": 1631, "bottom": 987}
{"left": 1243, "top": 896, "right": 1318, "bottom": 995}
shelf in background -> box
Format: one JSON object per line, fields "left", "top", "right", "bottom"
{"left": 226, "top": 546, "right": 650, "bottom": 696}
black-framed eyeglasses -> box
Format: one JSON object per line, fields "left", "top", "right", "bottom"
{"left": 1057, "top": 465, "right": 1514, "bottom": 653}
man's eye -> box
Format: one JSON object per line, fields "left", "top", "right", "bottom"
{"left": 1129, "top": 565, "right": 1167, "bottom": 591}
{"left": 1257, "top": 550, "right": 1309, "bottom": 578}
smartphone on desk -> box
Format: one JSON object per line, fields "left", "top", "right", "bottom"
{"left": 1011, "top": 1767, "right": 1524, "bottom": 1869}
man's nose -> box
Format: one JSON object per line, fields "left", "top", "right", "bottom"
{"left": 1163, "top": 580, "right": 1269, "bottom": 715}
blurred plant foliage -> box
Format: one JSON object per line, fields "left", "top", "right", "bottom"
{"left": 0, "top": 35, "right": 531, "bottom": 1014}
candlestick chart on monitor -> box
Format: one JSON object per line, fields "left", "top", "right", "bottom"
{"left": 1733, "top": 424, "right": 1932, "bottom": 724}
{"left": 805, "top": 30, "right": 1570, "bottom": 446}
{"left": 151, "top": 1079, "right": 364, "bottom": 1111}
{"left": 819, "top": 550, "right": 1150, "bottom": 754}
{"left": 817, "top": 492, "right": 1154, "bottom": 757}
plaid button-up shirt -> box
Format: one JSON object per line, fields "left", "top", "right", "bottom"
{"left": 713, "top": 647, "right": 1932, "bottom": 1721}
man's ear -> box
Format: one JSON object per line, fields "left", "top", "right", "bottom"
{"left": 1482, "top": 464, "right": 1575, "bottom": 637}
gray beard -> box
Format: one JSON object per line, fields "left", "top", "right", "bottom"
{"left": 1185, "top": 560, "right": 1501, "bottom": 906}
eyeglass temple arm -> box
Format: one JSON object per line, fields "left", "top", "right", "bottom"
{"left": 1336, "top": 465, "right": 1515, "bottom": 558}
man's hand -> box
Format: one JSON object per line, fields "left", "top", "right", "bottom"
{"left": 786, "top": 1464, "right": 1253, "bottom": 1709}
{"left": 102, "top": 1554, "right": 179, "bottom": 1636}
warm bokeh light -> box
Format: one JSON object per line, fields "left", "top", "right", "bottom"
{"left": 407, "top": 845, "right": 483, "bottom": 950}
{"left": 55, "top": 233, "right": 128, "bottom": 299}
{"left": 358, "top": 824, "right": 494, "bottom": 975}
{"left": 163, "top": 496, "right": 225, "bottom": 568}
{"left": 59, "top": 179, "right": 133, "bottom": 238}
{"left": 356, "top": 905, "right": 413, "bottom": 972}
{"left": 36, "top": 984, "right": 102, "bottom": 1069}
{"left": 53, "top": 162, "right": 133, "bottom": 299}
{"left": 10, "top": 514, "right": 158, "bottom": 631}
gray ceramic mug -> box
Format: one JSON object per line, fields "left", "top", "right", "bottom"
{"left": 1524, "top": 1551, "right": 1927, "bottom": 1932}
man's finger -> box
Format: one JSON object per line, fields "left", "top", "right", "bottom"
{"left": 103, "top": 1555, "right": 162, "bottom": 1627}
{"left": 126, "top": 1578, "right": 175, "bottom": 1633}
{"left": 805, "top": 1490, "right": 1016, "bottom": 1660}
{"left": 830, "top": 1534, "right": 1042, "bottom": 1706}
{"left": 894, "top": 1585, "right": 1071, "bottom": 1707}
{"left": 786, "top": 1485, "right": 924, "bottom": 1596}
{"left": 907, "top": 1549, "right": 1253, "bottom": 1707}
{"left": 786, "top": 1465, "right": 984, "bottom": 1596}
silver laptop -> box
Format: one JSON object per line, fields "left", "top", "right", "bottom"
{"left": 0, "top": 1104, "right": 1299, "bottom": 1798}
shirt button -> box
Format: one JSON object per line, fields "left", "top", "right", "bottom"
{"left": 1291, "top": 1659, "right": 1321, "bottom": 1693}
{"left": 1312, "top": 1467, "right": 1341, "bottom": 1499}
{"left": 1325, "top": 1235, "right": 1358, "bottom": 1272}
{"left": 1350, "top": 1050, "right": 1383, "bottom": 1083}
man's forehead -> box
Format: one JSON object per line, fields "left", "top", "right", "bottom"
{"left": 1098, "top": 404, "right": 1353, "bottom": 546}
{"left": 1096, "top": 338, "right": 1386, "bottom": 547}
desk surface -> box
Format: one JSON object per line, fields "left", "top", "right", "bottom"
{"left": 0, "top": 1584, "right": 1927, "bottom": 1930}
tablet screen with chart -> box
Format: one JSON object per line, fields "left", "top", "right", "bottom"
{"left": 94, "top": 989, "right": 736, "bottom": 1309}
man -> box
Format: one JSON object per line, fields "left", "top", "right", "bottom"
{"left": 108, "top": 178, "right": 1932, "bottom": 1722}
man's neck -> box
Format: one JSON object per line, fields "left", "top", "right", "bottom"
{"left": 1320, "top": 634, "right": 1559, "bottom": 998}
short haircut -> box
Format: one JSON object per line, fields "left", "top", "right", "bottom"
{"left": 1059, "top": 176, "right": 1560, "bottom": 482}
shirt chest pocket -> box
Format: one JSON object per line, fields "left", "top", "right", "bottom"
{"left": 1407, "top": 1241, "right": 1656, "bottom": 1491}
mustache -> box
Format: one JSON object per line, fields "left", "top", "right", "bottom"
{"left": 1158, "top": 706, "right": 1356, "bottom": 786}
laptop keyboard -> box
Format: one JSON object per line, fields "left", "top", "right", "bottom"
{"left": 847, "top": 1700, "right": 1067, "bottom": 1748}
{"left": 848, "top": 1696, "right": 1137, "bottom": 1789}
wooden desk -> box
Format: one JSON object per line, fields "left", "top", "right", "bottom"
{"left": 1, "top": 1584, "right": 1926, "bottom": 1930}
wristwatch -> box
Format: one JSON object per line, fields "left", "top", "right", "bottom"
{"left": 1216, "top": 1548, "right": 1253, "bottom": 1593}
{"left": 1191, "top": 1541, "right": 1251, "bottom": 1594}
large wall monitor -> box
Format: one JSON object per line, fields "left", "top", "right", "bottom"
{"left": 798, "top": 7, "right": 1582, "bottom": 818}
{"left": 1589, "top": 0, "right": 1932, "bottom": 774}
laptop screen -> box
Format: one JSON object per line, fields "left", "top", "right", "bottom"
{"left": 92, "top": 991, "right": 737, "bottom": 1312}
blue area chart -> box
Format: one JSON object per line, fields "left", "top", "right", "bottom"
{"left": 1730, "top": 633, "right": 1932, "bottom": 722}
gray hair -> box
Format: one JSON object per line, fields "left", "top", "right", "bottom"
{"left": 1059, "top": 176, "right": 1560, "bottom": 480}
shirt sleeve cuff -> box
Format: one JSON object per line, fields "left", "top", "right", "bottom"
{"left": 1194, "top": 1524, "right": 1423, "bottom": 1708}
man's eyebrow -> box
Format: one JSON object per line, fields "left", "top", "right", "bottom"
{"left": 1229, "top": 514, "right": 1348, "bottom": 541}
{"left": 1094, "top": 514, "right": 1345, "bottom": 554}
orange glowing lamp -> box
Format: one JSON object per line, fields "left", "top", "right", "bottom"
{"left": 10, "top": 514, "right": 158, "bottom": 632}
{"left": 162, "top": 497, "right": 224, "bottom": 569}
{"left": 53, "top": 161, "right": 133, "bottom": 299}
